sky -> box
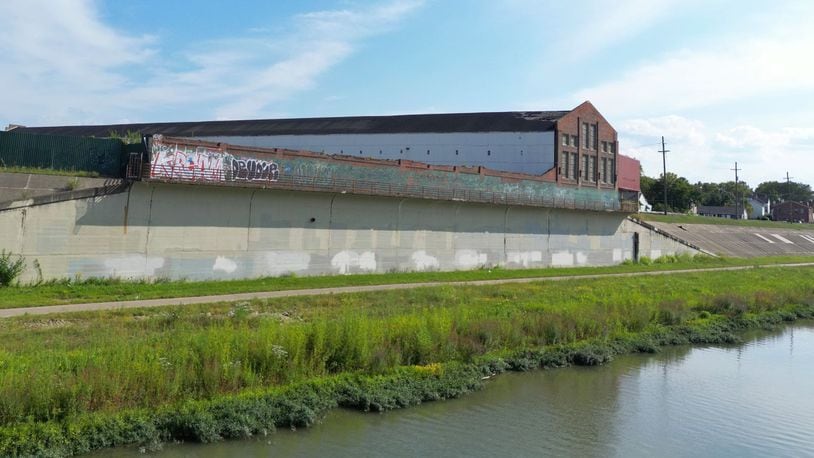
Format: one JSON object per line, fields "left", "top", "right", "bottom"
{"left": 1, "top": 0, "right": 813, "bottom": 186}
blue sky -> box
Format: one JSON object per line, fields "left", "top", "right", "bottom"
{"left": 1, "top": 0, "right": 813, "bottom": 186}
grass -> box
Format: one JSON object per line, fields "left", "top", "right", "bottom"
{"left": 0, "top": 165, "right": 101, "bottom": 178}
{"left": 3, "top": 254, "right": 814, "bottom": 309}
{"left": 636, "top": 212, "right": 813, "bottom": 229}
{"left": 1, "top": 266, "right": 814, "bottom": 455}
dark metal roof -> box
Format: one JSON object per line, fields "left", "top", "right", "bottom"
{"left": 12, "top": 111, "right": 570, "bottom": 137}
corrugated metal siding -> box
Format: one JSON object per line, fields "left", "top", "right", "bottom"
{"left": 0, "top": 131, "right": 130, "bottom": 177}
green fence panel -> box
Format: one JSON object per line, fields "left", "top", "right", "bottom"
{"left": 0, "top": 131, "right": 131, "bottom": 177}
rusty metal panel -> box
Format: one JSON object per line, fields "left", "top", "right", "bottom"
{"left": 617, "top": 154, "right": 641, "bottom": 192}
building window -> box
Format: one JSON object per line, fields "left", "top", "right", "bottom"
{"left": 571, "top": 152, "right": 578, "bottom": 179}
{"left": 610, "top": 142, "right": 616, "bottom": 154}
{"left": 571, "top": 135, "right": 578, "bottom": 147}
{"left": 601, "top": 158, "right": 608, "bottom": 183}
{"left": 582, "top": 123, "right": 589, "bottom": 149}
{"left": 590, "top": 156, "right": 597, "bottom": 182}
{"left": 590, "top": 125, "right": 598, "bottom": 150}
{"left": 561, "top": 152, "right": 570, "bottom": 178}
{"left": 562, "top": 135, "right": 569, "bottom": 147}
{"left": 609, "top": 159, "right": 616, "bottom": 183}
{"left": 583, "top": 155, "right": 590, "bottom": 181}
{"left": 602, "top": 141, "right": 608, "bottom": 153}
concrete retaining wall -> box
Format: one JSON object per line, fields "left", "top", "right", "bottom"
{"left": 0, "top": 172, "right": 122, "bottom": 204}
{"left": 0, "top": 182, "right": 699, "bottom": 282}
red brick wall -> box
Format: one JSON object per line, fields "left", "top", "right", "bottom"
{"left": 555, "top": 101, "right": 618, "bottom": 189}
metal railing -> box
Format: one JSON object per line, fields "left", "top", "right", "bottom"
{"left": 134, "top": 159, "right": 637, "bottom": 213}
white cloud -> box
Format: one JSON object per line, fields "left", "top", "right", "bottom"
{"left": 0, "top": 0, "right": 155, "bottom": 125}
{"left": 620, "top": 115, "right": 814, "bottom": 186}
{"left": 571, "top": 21, "right": 814, "bottom": 117}
{"left": 0, "top": 0, "right": 423, "bottom": 126}
{"left": 503, "top": 0, "right": 685, "bottom": 61}
{"left": 560, "top": 0, "right": 683, "bottom": 60}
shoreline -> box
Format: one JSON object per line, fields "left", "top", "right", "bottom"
{"left": 2, "top": 303, "right": 812, "bottom": 457}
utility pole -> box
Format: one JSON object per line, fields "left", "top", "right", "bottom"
{"left": 784, "top": 172, "right": 794, "bottom": 201}
{"left": 659, "top": 136, "right": 670, "bottom": 215}
{"left": 731, "top": 162, "right": 742, "bottom": 219}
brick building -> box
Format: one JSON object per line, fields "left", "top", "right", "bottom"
{"left": 555, "top": 101, "right": 621, "bottom": 190}
{"left": 772, "top": 201, "right": 813, "bottom": 223}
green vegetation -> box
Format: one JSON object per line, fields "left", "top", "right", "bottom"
{"left": 107, "top": 130, "right": 143, "bottom": 145}
{"left": 4, "top": 254, "right": 814, "bottom": 309}
{"left": 0, "top": 165, "right": 100, "bottom": 178}
{"left": 0, "top": 251, "right": 25, "bottom": 287}
{"left": 640, "top": 172, "right": 812, "bottom": 214}
{"left": 636, "top": 213, "right": 813, "bottom": 229}
{"left": 1, "top": 266, "right": 813, "bottom": 455}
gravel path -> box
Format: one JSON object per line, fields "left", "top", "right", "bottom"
{"left": 3, "top": 262, "right": 813, "bottom": 318}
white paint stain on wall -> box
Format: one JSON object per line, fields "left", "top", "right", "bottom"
{"left": 613, "top": 248, "right": 623, "bottom": 262}
{"left": 551, "top": 251, "right": 574, "bottom": 267}
{"left": 332, "top": 250, "right": 377, "bottom": 274}
{"left": 213, "top": 256, "right": 238, "bottom": 273}
{"left": 411, "top": 250, "right": 440, "bottom": 271}
{"left": 576, "top": 252, "right": 588, "bottom": 265}
{"left": 263, "top": 251, "right": 311, "bottom": 276}
{"left": 650, "top": 250, "right": 662, "bottom": 259}
{"left": 103, "top": 255, "right": 165, "bottom": 277}
{"left": 507, "top": 251, "right": 543, "bottom": 267}
{"left": 455, "top": 249, "right": 488, "bottom": 269}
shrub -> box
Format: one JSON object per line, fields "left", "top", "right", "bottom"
{"left": 0, "top": 250, "right": 25, "bottom": 287}
{"left": 703, "top": 293, "right": 750, "bottom": 317}
{"left": 65, "top": 177, "right": 81, "bottom": 191}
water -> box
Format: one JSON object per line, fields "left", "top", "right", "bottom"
{"left": 113, "top": 325, "right": 814, "bottom": 457}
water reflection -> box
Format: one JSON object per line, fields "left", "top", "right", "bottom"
{"left": 104, "top": 323, "right": 814, "bottom": 458}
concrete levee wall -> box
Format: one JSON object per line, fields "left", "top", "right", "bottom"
{"left": 0, "top": 182, "right": 700, "bottom": 282}
{"left": 620, "top": 219, "right": 700, "bottom": 260}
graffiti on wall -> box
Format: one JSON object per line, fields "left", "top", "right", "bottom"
{"left": 150, "top": 140, "right": 279, "bottom": 183}
{"left": 229, "top": 157, "right": 279, "bottom": 181}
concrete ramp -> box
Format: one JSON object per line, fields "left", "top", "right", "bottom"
{"left": 641, "top": 220, "right": 814, "bottom": 257}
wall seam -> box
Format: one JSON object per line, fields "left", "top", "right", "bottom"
{"left": 246, "top": 189, "right": 257, "bottom": 252}
{"left": 503, "top": 205, "right": 510, "bottom": 267}
{"left": 144, "top": 184, "right": 156, "bottom": 256}
{"left": 328, "top": 193, "right": 338, "bottom": 257}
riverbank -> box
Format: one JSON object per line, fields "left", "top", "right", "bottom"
{"left": 1, "top": 267, "right": 814, "bottom": 455}
{"left": 4, "top": 254, "right": 814, "bottom": 309}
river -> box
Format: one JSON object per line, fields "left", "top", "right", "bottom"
{"left": 109, "top": 324, "right": 814, "bottom": 457}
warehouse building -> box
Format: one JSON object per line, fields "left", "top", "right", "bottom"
{"left": 12, "top": 101, "right": 632, "bottom": 191}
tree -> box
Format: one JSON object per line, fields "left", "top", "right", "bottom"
{"left": 641, "top": 173, "right": 695, "bottom": 213}
{"left": 755, "top": 181, "right": 813, "bottom": 203}
{"left": 693, "top": 181, "right": 752, "bottom": 207}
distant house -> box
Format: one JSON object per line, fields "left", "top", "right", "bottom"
{"left": 696, "top": 205, "right": 747, "bottom": 220}
{"left": 639, "top": 193, "right": 652, "bottom": 213}
{"left": 772, "top": 201, "right": 813, "bottom": 223}
{"left": 746, "top": 195, "right": 771, "bottom": 219}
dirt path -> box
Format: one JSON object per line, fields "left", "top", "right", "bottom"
{"left": 3, "top": 262, "right": 814, "bottom": 318}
